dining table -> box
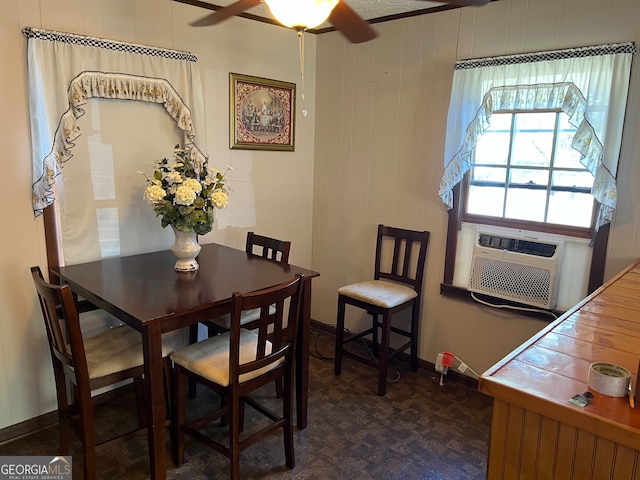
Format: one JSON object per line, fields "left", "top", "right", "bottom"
{"left": 52, "top": 242, "right": 320, "bottom": 480}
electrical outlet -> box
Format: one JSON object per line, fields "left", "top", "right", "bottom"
{"left": 458, "top": 362, "right": 468, "bottom": 373}
{"left": 435, "top": 352, "right": 449, "bottom": 374}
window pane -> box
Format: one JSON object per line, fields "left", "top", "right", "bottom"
{"left": 552, "top": 170, "right": 594, "bottom": 190}
{"left": 504, "top": 189, "right": 546, "bottom": 221}
{"left": 509, "top": 168, "right": 550, "bottom": 188}
{"left": 475, "top": 114, "right": 512, "bottom": 165}
{"left": 511, "top": 112, "right": 555, "bottom": 167}
{"left": 554, "top": 114, "right": 582, "bottom": 168}
{"left": 465, "top": 110, "right": 594, "bottom": 233}
{"left": 470, "top": 166, "right": 507, "bottom": 184}
{"left": 488, "top": 112, "right": 513, "bottom": 130}
{"left": 547, "top": 191, "right": 593, "bottom": 227}
{"left": 467, "top": 185, "right": 505, "bottom": 217}
{"left": 475, "top": 132, "right": 510, "bottom": 165}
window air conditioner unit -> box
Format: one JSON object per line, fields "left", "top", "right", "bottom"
{"left": 468, "top": 228, "right": 564, "bottom": 309}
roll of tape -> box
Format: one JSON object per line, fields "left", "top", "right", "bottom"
{"left": 587, "top": 362, "right": 631, "bottom": 397}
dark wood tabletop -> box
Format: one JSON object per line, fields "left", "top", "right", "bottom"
{"left": 54, "top": 242, "right": 319, "bottom": 480}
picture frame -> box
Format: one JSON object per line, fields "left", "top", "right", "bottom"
{"left": 229, "top": 73, "right": 296, "bottom": 151}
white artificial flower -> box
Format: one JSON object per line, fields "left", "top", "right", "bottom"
{"left": 175, "top": 185, "right": 197, "bottom": 206}
{"left": 166, "top": 171, "right": 183, "bottom": 184}
{"left": 143, "top": 185, "right": 166, "bottom": 204}
{"left": 183, "top": 178, "right": 202, "bottom": 194}
{"left": 210, "top": 190, "right": 229, "bottom": 209}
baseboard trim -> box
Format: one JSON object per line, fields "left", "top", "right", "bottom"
{"left": 0, "top": 383, "right": 136, "bottom": 446}
{"left": 0, "top": 411, "right": 58, "bottom": 446}
{"left": 310, "top": 319, "right": 480, "bottom": 390}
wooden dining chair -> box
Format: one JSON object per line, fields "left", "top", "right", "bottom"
{"left": 334, "top": 224, "right": 430, "bottom": 396}
{"left": 171, "top": 274, "right": 305, "bottom": 480}
{"left": 209, "top": 232, "right": 291, "bottom": 333}
{"left": 188, "top": 232, "right": 290, "bottom": 338}
{"left": 187, "top": 232, "right": 291, "bottom": 397}
{"left": 245, "top": 231, "right": 292, "bottom": 263}
{"left": 30, "top": 266, "right": 174, "bottom": 480}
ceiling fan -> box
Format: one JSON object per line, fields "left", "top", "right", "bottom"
{"left": 188, "top": 0, "right": 492, "bottom": 44}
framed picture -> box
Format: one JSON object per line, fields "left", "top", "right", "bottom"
{"left": 229, "top": 73, "right": 296, "bottom": 151}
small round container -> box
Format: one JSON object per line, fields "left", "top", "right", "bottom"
{"left": 587, "top": 362, "right": 631, "bottom": 397}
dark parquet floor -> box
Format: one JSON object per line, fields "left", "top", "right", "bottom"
{"left": 0, "top": 328, "right": 492, "bottom": 479}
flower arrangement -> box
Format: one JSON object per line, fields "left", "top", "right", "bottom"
{"left": 140, "top": 145, "right": 231, "bottom": 235}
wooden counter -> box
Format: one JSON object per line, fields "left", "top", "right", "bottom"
{"left": 479, "top": 258, "right": 640, "bottom": 479}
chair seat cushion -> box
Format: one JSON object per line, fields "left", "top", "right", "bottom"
{"left": 84, "top": 325, "right": 173, "bottom": 380}
{"left": 171, "top": 329, "right": 283, "bottom": 386}
{"left": 208, "top": 305, "right": 276, "bottom": 330}
{"left": 338, "top": 280, "right": 417, "bottom": 308}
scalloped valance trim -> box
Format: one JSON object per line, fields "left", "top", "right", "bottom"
{"left": 32, "top": 72, "right": 206, "bottom": 216}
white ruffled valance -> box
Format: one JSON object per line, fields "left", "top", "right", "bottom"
{"left": 24, "top": 27, "right": 206, "bottom": 216}
{"left": 439, "top": 43, "right": 636, "bottom": 230}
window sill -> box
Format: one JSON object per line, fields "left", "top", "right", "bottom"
{"left": 439, "top": 283, "right": 564, "bottom": 322}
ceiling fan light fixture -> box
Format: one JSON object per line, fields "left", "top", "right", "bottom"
{"left": 264, "top": 0, "right": 339, "bottom": 29}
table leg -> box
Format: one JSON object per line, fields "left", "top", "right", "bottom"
{"left": 296, "top": 279, "right": 312, "bottom": 430}
{"left": 142, "top": 323, "right": 167, "bottom": 480}
{"left": 187, "top": 324, "right": 199, "bottom": 399}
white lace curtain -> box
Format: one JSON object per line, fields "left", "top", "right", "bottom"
{"left": 24, "top": 27, "right": 206, "bottom": 217}
{"left": 439, "top": 43, "right": 636, "bottom": 230}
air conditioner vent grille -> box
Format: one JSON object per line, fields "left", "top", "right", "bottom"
{"left": 478, "top": 234, "right": 557, "bottom": 258}
{"left": 469, "top": 256, "right": 552, "bottom": 308}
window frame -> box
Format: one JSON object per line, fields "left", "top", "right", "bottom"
{"left": 441, "top": 183, "right": 608, "bottom": 315}
{"left": 438, "top": 44, "right": 636, "bottom": 315}
{"left": 462, "top": 109, "right": 597, "bottom": 239}
{"left": 440, "top": 109, "right": 605, "bottom": 316}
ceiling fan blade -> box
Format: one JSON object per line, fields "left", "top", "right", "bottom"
{"left": 189, "top": 0, "right": 262, "bottom": 27}
{"left": 328, "top": 1, "right": 378, "bottom": 44}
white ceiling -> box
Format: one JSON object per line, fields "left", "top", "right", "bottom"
{"left": 338, "top": 0, "right": 462, "bottom": 20}
{"left": 182, "top": 1, "right": 480, "bottom": 32}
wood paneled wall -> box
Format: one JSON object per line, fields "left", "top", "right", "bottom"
{"left": 312, "top": 0, "right": 640, "bottom": 379}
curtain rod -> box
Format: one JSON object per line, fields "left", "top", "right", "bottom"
{"left": 455, "top": 42, "right": 636, "bottom": 70}
{"left": 22, "top": 27, "right": 198, "bottom": 62}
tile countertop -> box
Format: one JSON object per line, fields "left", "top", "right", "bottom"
{"left": 479, "top": 257, "right": 640, "bottom": 474}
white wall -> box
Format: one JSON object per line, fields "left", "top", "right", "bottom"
{"left": 312, "top": 0, "right": 640, "bottom": 377}
{"left": 0, "top": 0, "right": 315, "bottom": 430}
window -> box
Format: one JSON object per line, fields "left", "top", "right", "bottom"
{"left": 464, "top": 111, "right": 595, "bottom": 236}
{"left": 438, "top": 43, "right": 635, "bottom": 308}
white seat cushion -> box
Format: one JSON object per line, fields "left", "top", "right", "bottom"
{"left": 171, "top": 329, "right": 283, "bottom": 387}
{"left": 83, "top": 325, "right": 174, "bottom": 380}
{"left": 338, "top": 280, "right": 417, "bottom": 308}
{"left": 209, "top": 305, "right": 276, "bottom": 330}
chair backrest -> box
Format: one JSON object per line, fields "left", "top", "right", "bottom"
{"left": 30, "top": 266, "right": 90, "bottom": 392}
{"left": 245, "top": 232, "right": 291, "bottom": 264}
{"left": 374, "top": 224, "right": 430, "bottom": 294}
{"left": 228, "top": 274, "right": 304, "bottom": 386}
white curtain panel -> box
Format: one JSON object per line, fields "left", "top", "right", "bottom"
{"left": 439, "top": 43, "right": 636, "bottom": 229}
{"left": 24, "top": 27, "right": 206, "bottom": 217}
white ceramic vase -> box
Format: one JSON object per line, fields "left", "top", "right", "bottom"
{"left": 171, "top": 225, "right": 201, "bottom": 272}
